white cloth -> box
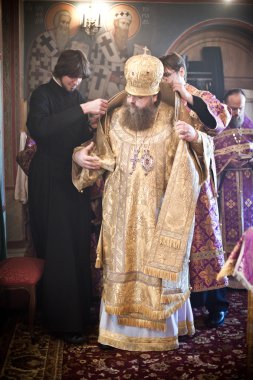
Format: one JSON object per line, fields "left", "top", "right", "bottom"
{"left": 98, "top": 299, "right": 195, "bottom": 351}
{"left": 14, "top": 131, "right": 28, "bottom": 204}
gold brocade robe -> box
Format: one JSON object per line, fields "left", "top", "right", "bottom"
{"left": 72, "top": 92, "right": 213, "bottom": 331}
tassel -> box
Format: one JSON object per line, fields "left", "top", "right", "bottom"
{"left": 144, "top": 265, "right": 179, "bottom": 282}
{"left": 161, "top": 289, "right": 190, "bottom": 304}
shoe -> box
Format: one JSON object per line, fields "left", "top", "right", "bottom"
{"left": 205, "top": 311, "right": 227, "bottom": 328}
{"left": 63, "top": 333, "right": 87, "bottom": 345}
{"left": 98, "top": 343, "right": 114, "bottom": 350}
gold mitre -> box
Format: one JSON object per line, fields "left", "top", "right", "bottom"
{"left": 124, "top": 50, "right": 164, "bottom": 96}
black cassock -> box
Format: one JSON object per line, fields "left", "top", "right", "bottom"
{"left": 27, "top": 79, "right": 93, "bottom": 334}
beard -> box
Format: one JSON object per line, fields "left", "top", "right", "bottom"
{"left": 114, "top": 28, "right": 129, "bottom": 51}
{"left": 55, "top": 27, "right": 70, "bottom": 51}
{"left": 120, "top": 100, "right": 158, "bottom": 132}
{"left": 230, "top": 114, "right": 244, "bottom": 129}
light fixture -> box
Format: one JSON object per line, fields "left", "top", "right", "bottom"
{"left": 81, "top": 3, "right": 101, "bottom": 37}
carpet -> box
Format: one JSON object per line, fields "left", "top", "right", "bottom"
{"left": 0, "top": 314, "right": 63, "bottom": 380}
{"left": 0, "top": 289, "right": 250, "bottom": 380}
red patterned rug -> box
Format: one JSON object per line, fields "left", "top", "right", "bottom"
{"left": 0, "top": 289, "right": 249, "bottom": 379}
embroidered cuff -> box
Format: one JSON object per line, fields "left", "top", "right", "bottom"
{"left": 190, "top": 131, "right": 203, "bottom": 155}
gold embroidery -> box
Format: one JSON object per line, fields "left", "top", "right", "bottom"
{"left": 99, "top": 328, "right": 179, "bottom": 352}
{"left": 72, "top": 93, "right": 212, "bottom": 333}
{"left": 159, "top": 236, "right": 181, "bottom": 249}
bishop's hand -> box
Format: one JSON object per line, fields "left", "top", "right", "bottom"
{"left": 73, "top": 141, "right": 101, "bottom": 170}
{"left": 175, "top": 120, "right": 199, "bottom": 142}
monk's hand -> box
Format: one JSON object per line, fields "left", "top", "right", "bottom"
{"left": 73, "top": 142, "right": 101, "bottom": 170}
{"left": 172, "top": 83, "right": 193, "bottom": 105}
{"left": 175, "top": 120, "right": 198, "bottom": 142}
{"left": 81, "top": 98, "right": 108, "bottom": 117}
{"left": 88, "top": 114, "right": 100, "bottom": 130}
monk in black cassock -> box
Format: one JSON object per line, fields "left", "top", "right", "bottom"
{"left": 27, "top": 49, "right": 108, "bottom": 344}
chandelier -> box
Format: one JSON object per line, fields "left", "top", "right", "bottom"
{"left": 81, "top": 4, "right": 101, "bottom": 37}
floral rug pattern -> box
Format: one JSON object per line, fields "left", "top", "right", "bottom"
{"left": 0, "top": 317, "right": 63, "bottom": 379}
{"left": 0, "top": 290, "right": 250, "bottom": 379}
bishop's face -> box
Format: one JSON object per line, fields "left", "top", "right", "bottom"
{"left": 126, "top": 94, "right": 157, "bottom": 111}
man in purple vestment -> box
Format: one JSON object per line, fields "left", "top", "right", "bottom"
{"left": 214, "top": 89, "right": 253, "bottom": 281}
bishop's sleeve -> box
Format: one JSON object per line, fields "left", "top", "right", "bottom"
{"left": 72, "top": 119, "right": 116, "bottom": 192}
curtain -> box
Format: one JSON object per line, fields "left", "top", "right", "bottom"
{"left": 0, "top": 187, "right": 7, "bottom": 260}
{"left": 202, "top": 46, "right": 225, "bottom": 101}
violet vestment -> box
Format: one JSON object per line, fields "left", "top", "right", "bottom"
{"left": 214, "top": 115, "right": 253, "bottom": 257}
{"left": 182, "top": 84, "right": 230, "bottom": 294}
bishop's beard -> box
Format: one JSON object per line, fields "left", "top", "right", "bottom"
{"left": 120, "top": 101, "right": 158, "bottom": 131}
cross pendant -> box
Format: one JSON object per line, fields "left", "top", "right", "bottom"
{"left": 130, "top": 147, "right": 140, "bottom": 174}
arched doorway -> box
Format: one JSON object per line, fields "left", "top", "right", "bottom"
{"left": 167, "top": 19, "right": 253, "bottom": 107}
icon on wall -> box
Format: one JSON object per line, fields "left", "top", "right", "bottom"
{"left": 26, "top": 2, "right": 90, "bottom": 99}
{"left": 104, "top": 4, "right": 141, "bottom": 39}
{"left": 87, "top": 4, "right": 148, "bottom": 100}
{"left": 45, "top": 2, "right": 80, "bottom": 37}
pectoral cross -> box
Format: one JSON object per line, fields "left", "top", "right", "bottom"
{"left": 130, "top": 147, "right": 140, "bottom": 174}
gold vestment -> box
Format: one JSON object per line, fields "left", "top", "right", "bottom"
{"left": 72, "top": 91, "right": 213, "bottom": 331}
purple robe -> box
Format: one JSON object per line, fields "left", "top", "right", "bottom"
{"left": 217, "top": 226, "right": 253, "bottom": 291}
{"left": 185, "top": 84, "right": 230, "bottom": 292}
{"left": 190, "top": 180, "right": 228, "bottom": 291}
{"left": 214, "top": 115, "right": 253, "bottom": 256}
{"left": 233, "top": 227, "right": 253, "bottom": 290}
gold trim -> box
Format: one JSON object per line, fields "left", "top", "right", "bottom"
{"left": 106, "top": 270, "right": 160, "bottom": 287}
{"left": 98, "top": 329, "right": 179, "bottom": 352}
{"left": 215, "top": 128, "right": 253, "bottom": 139}
{"left": 144, "top": 266, "right": 180, "bottom": 282}
{"left": 161, "top": 289, "right": 190, "bottom": 304}
{"left": 215, "top": 142, "right": 253, "bottom": 156}
{"left": 104, "top": 290, "right": 190, "bottom": 330}
{"left": 192, "top": 284, "right": 228, "bottom": 292}
{"left": 118, "top": 317, "right": 166, "bottom": 332}
{"left": 190, "top": 248, "right": 225, "bottom": 260}
{"left": 178, "top": 320, "right": 195, "bottom": 336}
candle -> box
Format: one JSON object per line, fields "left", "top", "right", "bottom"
{"left": 82, "top": 14, "right": 85, "bottom": 27}
{"left": 98, "top": 14, "right": 101, "bottom": 27}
